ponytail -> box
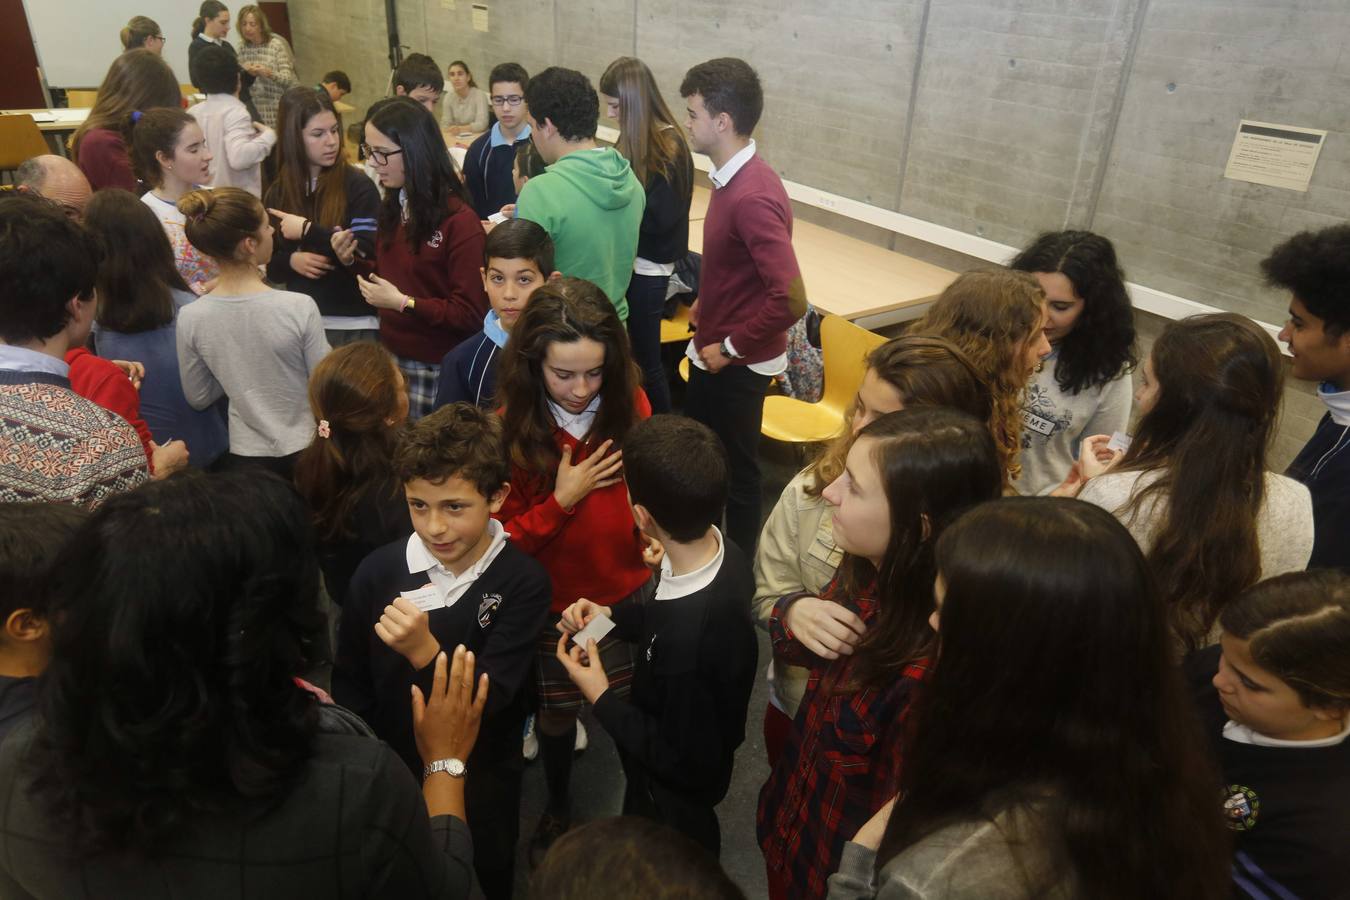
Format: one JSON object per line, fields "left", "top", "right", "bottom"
{"left": 191, "top": 16, "right": 205, "bottom": 38}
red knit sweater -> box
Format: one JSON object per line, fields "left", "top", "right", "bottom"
{"left": 695, "top": 155, "right": 802, "bottom": 365}
{"left": 362, "top": 199, "right": 488, "bottom": 363}
{"left": 75, "top": 128, "right": 138, "bottom": 193}
{"left": 495, "top": 391, "right": 652, "bottom": 613}
{"left": 64, "top": 348, "right": 155, "bottom": 468}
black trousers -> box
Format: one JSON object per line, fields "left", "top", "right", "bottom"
{"left": 625, "top": 272, "right": 673, "bottom": 414}
{"left": 465, "top": 751, "right": 524, "bottom": 899}
{"left": 618, "top": 749, "right": 721, "bottom": 857}
{"left": 684, "top": 362, "right": 771, "bottom": 554}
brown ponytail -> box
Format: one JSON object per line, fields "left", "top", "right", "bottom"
{"left": 179, "top": 187, "right": 266, "bottom": 261}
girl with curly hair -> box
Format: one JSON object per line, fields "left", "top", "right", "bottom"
{"left": 1009, "top": 231, "right": 1138, "bottom": 495}
{"left": 912, "top": 269, "right": 1051, "bottom": 486}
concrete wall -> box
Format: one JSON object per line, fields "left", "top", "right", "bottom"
{"left": 286, "top": 0, "right": 1343, "bottom": 463}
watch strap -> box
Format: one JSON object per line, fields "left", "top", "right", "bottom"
{"left": 423, "top": 757, "right": 466, "bottom": 780}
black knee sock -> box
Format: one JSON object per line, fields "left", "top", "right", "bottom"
{"left": 538, "top": 725, "right": 575, "bottom": 814}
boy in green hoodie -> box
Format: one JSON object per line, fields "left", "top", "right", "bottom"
{"left": 518, "top": 66, "right": 645, "bottom": 319}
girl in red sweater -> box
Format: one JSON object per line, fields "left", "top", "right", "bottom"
{"left": 494, "top": 276, "right": 651, "bottom": 863}
{"left": 332, "top": 97, "right": 488, "bottom": 420}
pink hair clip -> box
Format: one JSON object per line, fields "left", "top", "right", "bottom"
{"left": 317, "top": 419, "right": 331, "bottom": 439}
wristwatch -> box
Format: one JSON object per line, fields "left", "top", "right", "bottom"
{"left": 424, "top": 757, "right": 466, "bottom": 780}
{"left": 401, "top": 295, "right": 417, "bottom": 314}
{"left": 719, "top": 337, "right": 740, "bottom": 359}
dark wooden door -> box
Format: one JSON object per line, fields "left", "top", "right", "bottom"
{"left": 0, "top": 0, "right": 46, "bottom": 108}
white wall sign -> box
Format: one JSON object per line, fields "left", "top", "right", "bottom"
{"left": 472, "top": 4, "right": 489, "bottom": 32}
{"left": 1223, "top": 120, "right": 1327, "bottom": 192}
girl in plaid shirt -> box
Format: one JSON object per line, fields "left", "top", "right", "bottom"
{"left": 758, "top": 407, "right": 1004, "bottom": 900}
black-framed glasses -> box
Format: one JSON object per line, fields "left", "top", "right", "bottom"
{"left": 361, "top": 144, "right": 404, "bottom": 165}
{"left": 490, "top": 94, "right": 523, "bottom": 108}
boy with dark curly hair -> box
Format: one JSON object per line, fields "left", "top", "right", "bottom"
{"left": 333, "top": 401, "right": 551, "bottom": 899}
{"left": 1264, "top": 224, "right": 1350, "bottom": 569}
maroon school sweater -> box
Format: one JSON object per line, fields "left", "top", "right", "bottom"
{"left": 366, "top": 199, "right": 488, "bottom": 364}
{"left": 694, "top": 155, "right": 802, "bottom": 365}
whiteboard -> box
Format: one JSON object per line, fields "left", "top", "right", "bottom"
{"left": 21, "top": 0, "right": 201, "bottom": 89}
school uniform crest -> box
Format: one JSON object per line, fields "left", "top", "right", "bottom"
{"left": 1223, "top": 784, "right": 1260, "bottom": 831}
{"left": 427, "top": 230, "right": 444, "bottom": 249}
{"left": 477, "top": 592, "right": 503, "bottom": 628}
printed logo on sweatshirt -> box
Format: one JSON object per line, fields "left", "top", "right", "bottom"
{"left": 427, "top": 230, "right": 444, "bottom": 249}
{"left": 477, "top": 592, "right": 503, "bottom": 628}
{"left": 1020, "top": 383, "right": 1071, "bottom": 447}
{"left": 1223, "top": 784, "right": 1260, "bottom": 831}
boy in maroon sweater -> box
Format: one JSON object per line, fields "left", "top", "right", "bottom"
{"left": 679, "top": 58, "right": 807, "bottom": 553}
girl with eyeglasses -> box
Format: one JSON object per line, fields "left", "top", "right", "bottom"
{"left": 333, "top": 97, "right": 488, "bottom": 419}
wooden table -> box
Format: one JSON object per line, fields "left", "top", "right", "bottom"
{"left": 688, "top": 190, "right": 956, "bottom": 326}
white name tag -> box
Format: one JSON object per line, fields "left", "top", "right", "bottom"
{"left": 571, "top": 614, "right": 615, "bottom": 648}
{"left": 402, "top": 584, "right": 445, "bottom": 613}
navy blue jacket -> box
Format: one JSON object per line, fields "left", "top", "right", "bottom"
{"left": 1286, "top": 411, "right": 1350, "bottom": 569}
{"left": 462, "top": 130, "right": 529, "bottom": 220}
{"left": 433, "top": 331, "right": 501, "bottom": 410}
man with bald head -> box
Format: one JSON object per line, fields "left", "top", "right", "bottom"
{"left": 14, "top": 156, "right": 93, "bottom": 221}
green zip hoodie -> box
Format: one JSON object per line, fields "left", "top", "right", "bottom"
{"left": 516, "top": 146, "right": 645, "bottom": 319}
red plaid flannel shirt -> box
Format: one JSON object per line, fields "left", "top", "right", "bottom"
{"left": 756, "top": 578, "right": 930, "bottom": 899}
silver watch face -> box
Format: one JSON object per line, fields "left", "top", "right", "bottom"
{"left": 446, "top": 758, "right": 466, "bottom": 778}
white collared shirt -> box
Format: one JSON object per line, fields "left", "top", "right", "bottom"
{"left": 654, "top": 527, "right": 725, "bottom": 602}
{"left": 404, "top": 518, "right": 509, "bottom": 609}
{"left": 1223, "top": 714, "right": 1350, "bottom": 748}
{"left": 0, "top": 345, "right": 70, "bottom": 378}
{"left": 547, "top": 395, "right": 600, "bottom": 441}
{"left": 686, "top": 138, "right": 787, "bottom": 377}
{"left": 708, "top": 139, "right": 757, "bottom": 189}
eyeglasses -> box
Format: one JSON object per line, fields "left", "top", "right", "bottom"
{"left": 490, "top": 95, "right": 524, "bottom": 108}
{"left": 152, "top": 35, "right": 166, "bottom": 42}
{"left": 361, "top": 144, "right": 403, "bottom": 166}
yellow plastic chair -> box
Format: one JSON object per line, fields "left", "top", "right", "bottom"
{"left": 65, "top": 90, "right": 98, "bottom": 108}
{"left": 0, "top": 116, "right": 51, "bottom": 182}
{"left": 761, "top": 315, "right": 886, "bottom": 444}
{"left": 660, "top": 302, "right": 694, "bottom": 344}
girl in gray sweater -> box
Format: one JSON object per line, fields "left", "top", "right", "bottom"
{"left": 827, "top": 499, "right": 1231, "bottom": 900}
{"left": 176, "top": 187, "right": 329, "bottom": 475}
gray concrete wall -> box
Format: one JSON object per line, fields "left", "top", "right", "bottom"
{"left": 286, "top": 0, "right": 1345, "bottom": 461}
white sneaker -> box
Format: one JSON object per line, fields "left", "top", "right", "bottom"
{"left": 574, "top": 719, "right": 588, "bottom": 753}
{"left": 522, "top": 714, "right": 539, "bottom": 762}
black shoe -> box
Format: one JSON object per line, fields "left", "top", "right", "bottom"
{"left": 529, "top": 810, "right": 570, "bottom": 868}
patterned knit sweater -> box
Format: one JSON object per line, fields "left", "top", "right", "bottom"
{"left": 0, "top": 370, "right": 148, "bottom": 509}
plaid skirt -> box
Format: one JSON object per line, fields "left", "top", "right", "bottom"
{"left": 396, "top": 356, "right": 441, "bottom": 421}
{"left": 534, "top": 624, "right": 635, "bottom": 712}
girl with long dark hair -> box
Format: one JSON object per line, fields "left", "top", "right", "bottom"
{"left": 1079, "top": 313, "right": 1313, "bottom": 651}
{"left": 1009, "top": 231, "right": 1138, "bottom": 494}
{"left": 494, "top": 276, "right": 650, "bottom": 863}
{"left": 84, "top": 189, "right": 228, "bottom": 470}
{"left": 333, "top": 97, "right": 487, "bottom": 419}
{"left": 826, "top": 498, "right": 1231, "bottom": 900}
{"left": 758, "top": 407, "right": 1004, "bottom": 900}
{"left": 72, "top": 49, "right": 181, "bottom": 192}
{"left": 293, "top": 341, "right": 410, "bottom": 607}
{"left": 441, "top": 60, "right": 490, "bottom": 133}
{"left": 0, "top": 472, "right": 484, "bottom": 897}
{"left": 265, "top": 86, "right": 381, "bottom": 346}
{"left": 753, "top": 336, "right": 992, "bottom": 765}
{"left": 598, "top": 56, "right": 694, "bottom": 413}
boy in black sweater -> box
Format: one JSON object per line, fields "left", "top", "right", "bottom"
{"left": 1184, "top": 570, "right": 1350, "bottom": 900}
{"left": 1263, "top": 224, "right": 1350, "bottom": 570}
{"left": 333, "top": 402, "right": 551, "bottom": 899}
{"left": 555, "top": 414, "right": 758, "bottom": 856}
